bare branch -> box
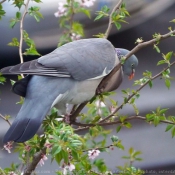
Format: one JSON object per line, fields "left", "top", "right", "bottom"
{"left": 70, "top": 102, "right": 87, "bottom": 123}
{"left": 0, "top": 0, "right": 6, "bottom": 4}
{"left": 74, "top": 115, "right": 175, "bottom": 132}
{"left": 0, "top": 113, "right": 11, "bottom": 126}
{"left": 19, "top": 0, "right": 30, "bottom": 65}
{"left": 23, "top": 148, "right": 46, "bottom": 175}
{"left": 104, "top": 0, "right": 123, "bottom": 38}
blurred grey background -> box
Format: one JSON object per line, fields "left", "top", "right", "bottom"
{"left": 1, "top": 0, "right": 175, "bottom": 174}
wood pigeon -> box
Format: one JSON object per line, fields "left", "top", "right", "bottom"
{"left": 1, "top": 38, "right": 138, "bottom": 143}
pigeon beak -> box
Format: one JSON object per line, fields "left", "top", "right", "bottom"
{"left": 128, "top": 69, "right": 135, "bottom": 80}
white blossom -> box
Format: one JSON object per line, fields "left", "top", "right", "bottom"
{"left": 54, "top": 2, "right": 67, "bottom": 17}
{"left": 88, "top": 149, "right": 100, "bottom": 159}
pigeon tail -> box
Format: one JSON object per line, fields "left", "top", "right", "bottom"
{"left": 3, "top": 99, "right": 51, "bottom": 143}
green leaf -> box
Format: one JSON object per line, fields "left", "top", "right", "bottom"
{"left": 13, "top": 0, "right": 24, "bottom": 9}
{"left": 72, "top": 22, "right": 84, "bottom": 36}
{"left": 171, "top": 127, "right": 175, "bottom": 138}
{"left": 114, "top": 22, "right": 121, "bottom": 30}
{"left": 116, "top": 125, "right": 122, "bottom": 133}
{"left": 51, "top": 146, "right": 62, "bottom": 156}
{"left": 165, "top": 124, "right": 173, "bottom": 132}
{"left": 71, "top": 150, "right": 79, "bottom": 160}
{"left": 16, "top": 11, "right": 21, "bottom": 19}
{"left": 16, "top": 97, "right": 24, "bottom": 105}
{"left": 154, "top": 116, "right": 160, "bottom": 126}
{"left": 8, "top": 38, "right": 20, "bottom": 47}
{"left": 153, "top": 44, "right": 160, "bottom": 53}
{"left": 93, "top": 159, "right": 107, "bottom": 173}
{"left": 159, "top": 108, "right": 168, "bottom": 115}
{"left": 111, "top": 135, "right": 118, "bottom": 142}
{"left": 10, "top": 79, "right": 16, "bottom": 86}
{"left": 0, "top": 4, "right": 6, "bottom": 20}
{"left": 165, "top": 79, "right": 171, "bottom": 89}
{"left": 78, "top": 8, "right": 91, "bottom": 18}
{"left": 62, "top": 150, "right": 69, "bottom": 164}
{"left": 129, "top": 147, "right": 134, "bottom": 155}
{"left": 135, "top": 158, "right": 143, "bottom": 161}
{"left": 148, "top": 80, "right": 153, "bottom": 88}
{"left": 24, "top": 46, "right": 40, "bottom": 56}
{"left": 0, "top": 73, "right": 6, "bottom": 84}
{"left": 55, "top": 150, "right": 64, "bottom": 165}
{"left": 115, "top": 142, "right": 124, "bottom": 150}
{"left": 94, "top": 14, "right": 104, "bottom": 21}
{"left": 91, "top": 115, "right": 101, "bottom": 123}
{"left": 122, "top": 156, "right": 130, "bottom": 159}
{"left": 33, "top": 0, "right": 42, "bottom": 2}
{"left": 101, "top": 5, "right": 110, "bottom": 13}
{"left": 170, "top": 19, "right": 175, "bottom": 23}
{"left": 10, "top": 19, "right": 17, "bottom": 28}
{"left": 157, "top": 60, "right": 166, "bottom": 65}
{"left": 133, "top": 151, "right": 142, "bottom": 157}
{"left": 28, "top": 6, "right": 43, "bottom": 22}
{"left": 124, "top": 122, "right": 132, "bottom": 128}
{"left": 165, "top": 51, "right": 173, "bottom": 61}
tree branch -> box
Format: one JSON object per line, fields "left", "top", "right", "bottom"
{"left": 19, "top": 0, "right": 30, "bottom": 65}
{"left": 104, "top": 0, "right": 123, "bottom": 38}
{"left": 74, "top": 115, "right": 175, "bottom": 131}
{"left": 0, "top": 113, "right": 11, "bottom": 126}
{"left": 0, "top": 0, "right": 6, "bottom": 4}
{"left": 23, "top": 148, "right": 46, "bottom": 175}
{"left": 70, "top": 102, "right": 87, "bottom": 123}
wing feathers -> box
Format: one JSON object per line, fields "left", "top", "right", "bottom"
{"left": 1, "top": 38, "right": 116, "bottom": 81}
{"left": 1, "top": 60, "right": 70, "bottom": 77}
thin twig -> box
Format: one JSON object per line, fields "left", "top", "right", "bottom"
{"left": 0, "top": 113, "right": 11, "bottom": 126}
{"left": 74, "top": 115, "right": 175, "bottom": 132}
{"left": 100, "top": 60, "right": 175, "bottom": 123}
{"left": 83, "top": 144, "right": 113, "bottom": 152}
{"left": 0, "top": 0, "right": 6, "bottom": 4}
{"left": 70, "top": 102, "right": 87, "bottom": 123}
{"left": 104, "top": 0, "right": 123, "bottom": 38}
{"left": 23, "top": 148, "right": 46, "bottom": 175}
{"left": 19, "top": 0, "right": 30, "bottom": 65}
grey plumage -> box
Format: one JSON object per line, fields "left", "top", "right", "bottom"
{"left": 1, "top": 38, "right": 138, "bottom": 143}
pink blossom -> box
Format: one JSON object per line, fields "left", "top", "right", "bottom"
{"left": 110, "top": 105, "right": 116, "bottom": 113}
{"left": 4, "top": 141, "right": 13, "bottom": 153}
{"left": 39, "top": 154, "right": 48, "bottom": 166}
{"left": 62, "top": 163, "right": 75, "bottom": 175}
{"left": 88, "top": 149, "right": 100, "bottom": 159}
{"left": 25, "top": 145, "right": 31, "bottom": 152}
{"left": 9, "top": 172, "right": 17, "bottom": 175}
{"left": 44, "top": 142, "right": 53, "bottom": 149}
{"left": 70, "top": 33, "right": 81, "bottom": 41}
{"left": 54, "top": 2, "right": 67, "bottom": 17}
{"left": 81, "top": 0, "right": 96, "bottom": 7}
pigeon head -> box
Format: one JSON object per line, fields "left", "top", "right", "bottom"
{"left": 116, "top": 48, "right": 138, "bottom": 80}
